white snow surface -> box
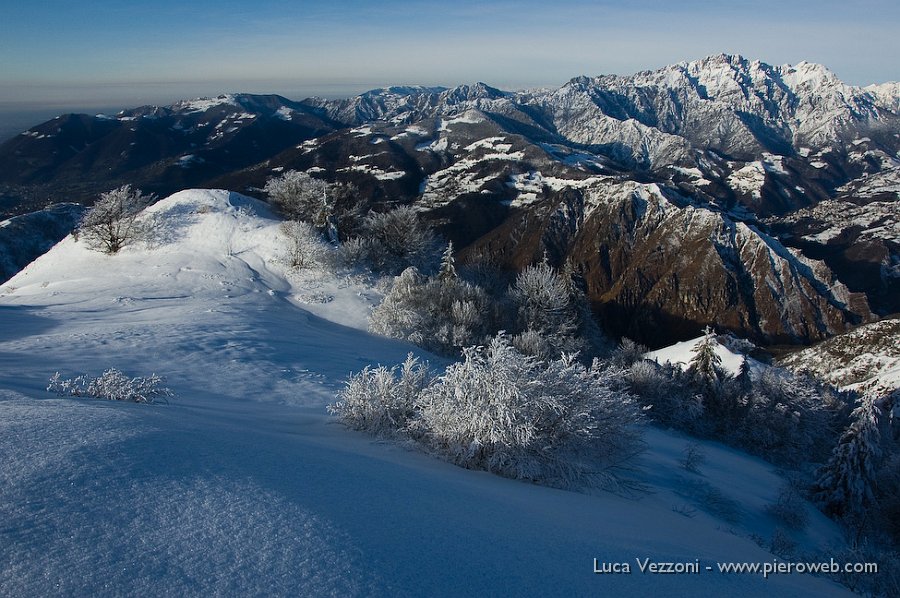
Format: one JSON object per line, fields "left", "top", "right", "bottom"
{"left": 0, "top": 190, "right": 851, "bottom": 596}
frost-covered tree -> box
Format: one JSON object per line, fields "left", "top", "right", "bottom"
{"left": 265, "top": 171, "right": 364, "bottom": 243}
{"left": 77, "top": 185, "right": 154, "bottom": 253}
{"left": 359, "top": 206, "right": 441, "bottom": 274}
{"left": 814, "top": 396, "right": 883, "bottom": 518}
{"left": 369, "top": 266, "right": 494, "bottom": 355}
{"left": 264, "top": 170, "right": 328, "bottom": 225}
{"left": 279, "top": 220, "right": 326, "bottom": 270}
{"left": 509, "top": 262, "right": 581, "bottom": 358}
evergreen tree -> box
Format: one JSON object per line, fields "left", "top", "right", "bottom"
{"left": 688, "top": 326, "right": 723, "bottom": 386}
{"left": 813, "top": 396, "right": 883, "bottom": 518}
{"left": 736, "top": 356, "right": 753, "bottom": 391}
{"left": 439, "top": 241, "right": 457, "bottom": 281}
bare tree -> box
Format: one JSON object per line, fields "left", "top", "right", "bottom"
{"left": 77, "top": 185, "right": 155, "bottom": 253}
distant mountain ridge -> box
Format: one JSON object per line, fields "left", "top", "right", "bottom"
{"left": 1, "top": 54, "right": 897, "bottom": 347}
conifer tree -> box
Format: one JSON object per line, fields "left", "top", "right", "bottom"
{"left": 688, "top": 326, "right": 723, "bottom": 386}
{"left": 813, "top": 396, "right": 883, "bottom": 518}
{"left": 439, "top": 241, "right": 457, "bottom": 281}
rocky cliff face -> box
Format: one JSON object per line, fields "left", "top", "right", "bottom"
{"left": 456, "top": 178, "right": 872, "bottom": 346}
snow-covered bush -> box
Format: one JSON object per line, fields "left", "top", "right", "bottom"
{"left": 509, "top": 263, "right": 581, "bottom": 358}
{"left": 48, "top": 368, "right": 173, "bottom": 404}
{"left": 358, "top": 206, "right": 441, "bottom": 274}
{"left": 369, "top": 266, "right": 495, "bottom": 355}
{"left": 680, "top": 477, "right": 742, "bottom": 523}
{"left": 626, "top": 360, "right": 704, "bottom": 428}
{"left": 77, "top": 185, "right": 155, "bottom": 253}
{"left": 264, "top": 170, "right": 328, "bottom": 224}
{"left": 330, "top": 335, "right": 644, "bottom": 491}
{"left": 326, "top": 237, "right": 370, "bottom": 272}
{"left": 328, "top": 354, "right": 431, "bottom": 438}
{"left": 279, "top": 220, "right": 326, "bottom": 270}
{"left": 611, "top": 337, "right": 649, "bottom": 368}
{"left": 412, "top": 335, "right": 644, "bottom": 490}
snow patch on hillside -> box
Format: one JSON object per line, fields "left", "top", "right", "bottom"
{"left": 646, "top": 336, "right": 748, "bottom": 376}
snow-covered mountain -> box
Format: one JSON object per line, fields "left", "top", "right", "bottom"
{"left": 780, "top": 317, "right": 900, "bottom": 398}
{"left": 548, "top": 55, "right": 894, "bottom": 160}
{"left": 0, "top": 189, "right": 854, "bottom": 596}
{"left": 0, "top": 54, "right": 897, "bottom": 346}
{"left": 0, "top": 94, "right": 338, "bottom": 215}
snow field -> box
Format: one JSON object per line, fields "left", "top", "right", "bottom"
{"left": 0, "top": 190, "right": 851, "bottom": 596}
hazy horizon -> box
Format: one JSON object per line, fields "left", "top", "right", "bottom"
{"left": 2, "top": 0, "right": 899, "bottom": 140}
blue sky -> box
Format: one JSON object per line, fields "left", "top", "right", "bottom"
{"left": 1, "top": 0, "right": 898, "bottom": 112}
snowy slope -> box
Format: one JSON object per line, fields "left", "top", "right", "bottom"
{"left": 0, "top": 190, "right": 851, "bottom": 596}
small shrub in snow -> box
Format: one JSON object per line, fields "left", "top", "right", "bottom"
{"left": 48, "top": 369, "right": 173, "bottom": 404}
{"left": 328, "top": 354, "right": 431, "bottom": 438}
{"left": 679, "top": 442, "right": 706, "bottom": 474}
{"left": 680, "top": 478, "right": 742, "bottom": 524}
{"left": 765, "top": 483, "right": 809, "bottom": 531}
